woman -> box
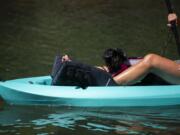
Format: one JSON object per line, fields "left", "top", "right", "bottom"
{"left": 61, "top": 13, "right": 180, "bottom": 85}
{"left": 61, "top": 50, "right": 180, "bottom": 86}
{"left": 61, "top": 51, "right": 180, "bottom": 85}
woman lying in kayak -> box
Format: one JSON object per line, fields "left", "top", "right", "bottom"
{"left": 61, "top": 49, "right": 180, "bottom": 85}
{"left": 61, "top": 13, "right": 180, "bottom": 85}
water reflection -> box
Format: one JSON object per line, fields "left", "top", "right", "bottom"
{"left": 1, "top": 105, "right": 180, "bottom": 135}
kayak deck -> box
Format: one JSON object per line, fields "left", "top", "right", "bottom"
{"left": 0, "top": 76, "right": 180, "bottom": 107}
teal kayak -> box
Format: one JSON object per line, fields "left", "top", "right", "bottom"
{"left": 0, "top": 76, "right": 180, "bottom": 107}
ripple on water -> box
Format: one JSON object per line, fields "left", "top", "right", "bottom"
{"left": 0, "top": 106, "right": 180, "bottom": 134}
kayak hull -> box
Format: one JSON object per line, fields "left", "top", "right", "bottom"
{"left": 0, "top": 76, "right": 180, "bottom": 107}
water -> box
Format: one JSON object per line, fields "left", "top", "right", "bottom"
{"left": 0, "top": 0, "right": 180, "bottom": 80}
{"left": 0, "top": 105, "right": 180, "bottom": 135}
{"left": 0, "top": 0, "right": 180, "bottom": 134}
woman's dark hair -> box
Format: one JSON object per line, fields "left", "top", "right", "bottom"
{"left": 103, "top": 48, "right": 128, "bottom": 70}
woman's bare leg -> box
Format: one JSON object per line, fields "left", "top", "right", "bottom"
{"left": 113, "top": 54, "right": 180, "bottom": 85}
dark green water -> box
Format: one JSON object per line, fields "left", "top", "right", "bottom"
{"left": 0, "top": 0, "right": 180, "bottom": 80}
{"left": 0, "top": 0, "right": 180, "bottom": 134}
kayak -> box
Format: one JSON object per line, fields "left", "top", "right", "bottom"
{"left": 0, "top": 76, "right": 180, "bottom": 107}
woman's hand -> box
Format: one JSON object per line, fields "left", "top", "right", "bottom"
{"left": 167, "top": 13, "right": 178, "bottom": 27}
{"left": 61, "top": 55, "right": 71, "bottom": 62}
{"left": 168, "top": 13, "right": 177, "bottom": 22}
{"left": 96, "top": 66, "right": 109, "bottom": 72}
